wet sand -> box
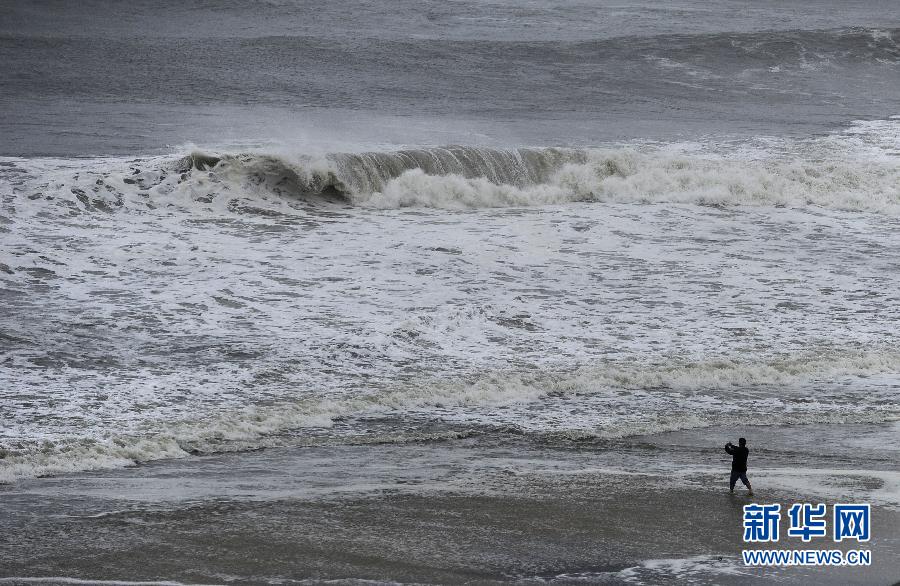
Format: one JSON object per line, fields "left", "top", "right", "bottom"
{"left": 1, "top": 424, "right": 898, "bottom": 585}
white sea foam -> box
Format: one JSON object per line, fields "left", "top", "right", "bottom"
{"left": 3, "top": 119, "right": 900, "bottom": 483}
{"left": 370, "top": 150, "right": 900, "bottom": 211}
{"left": 2, "top": 350, "right": 897, "bottom": 483}
{"left": 615, "top": 555, "right": 756, "bottom": 584}
{"left": 5, "top": 118, "right": 899, "bottom": 214}
{"left": 535, "top": 555, "right": 759, "bottom": 584}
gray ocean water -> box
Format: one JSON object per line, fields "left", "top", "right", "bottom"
{"left": 2, "top": 0, "right": 900, "bottom": 155}
{"left": 1, "top": 1, "right": 900, "bottom": 583}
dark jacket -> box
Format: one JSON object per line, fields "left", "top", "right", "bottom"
{"left": 725, "top": 444, "right": 749, "bottom": 472}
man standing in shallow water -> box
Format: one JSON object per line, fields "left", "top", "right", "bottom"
{"left": 725, "top": 438, "right": 753, "bottom": 496}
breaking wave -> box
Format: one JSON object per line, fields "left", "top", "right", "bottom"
{"left": 134, "top": 143, "right": 900, "bottom": 213}
{"left": 177, "top": 146, "right": 585, "bottom": 198}
{"left": 7, "top": 124, "right": 899, "bottom": 215}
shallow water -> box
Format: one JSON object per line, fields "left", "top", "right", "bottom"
{"left": 1, "top": 423, "right": 897, "bottom": 584}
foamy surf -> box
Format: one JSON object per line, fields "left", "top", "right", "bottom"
{"left": 2, "top": 349, "right": 898, "bottom": 483}
{"left": 4, "top": 118, "right": 899, "bottom": 215}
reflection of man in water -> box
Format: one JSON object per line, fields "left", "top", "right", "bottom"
{"left": 725, "top": 437, "right": 753, "bottom": 496}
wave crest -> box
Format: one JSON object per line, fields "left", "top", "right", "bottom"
{"left": 179, "top": 145, "right": 900, "bottom": 212}
{"left": 179, "top": 146, "right": 585, "bottom": 202}
{"left": 8, "top": 118, "right": 900, "bottom": 215}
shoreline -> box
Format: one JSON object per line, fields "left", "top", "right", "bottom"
{"left": 1, "top": 422, "right": 897, "bottom": 584}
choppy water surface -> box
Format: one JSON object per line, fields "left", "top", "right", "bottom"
{"left": 2, "top": 120, "right": 900, "bottom": 481}
{"left": 0, "top": 0, "right": 899, "bottom": 487}
{"left": 2, "top": 3, "right": 900, "bottom": 583}
{"left": 2, "top": 1, "right": 900, "bottom": 155}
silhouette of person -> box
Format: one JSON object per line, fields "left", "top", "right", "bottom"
{"left": 725, "top": 437, "right": 753, "bottom": 496}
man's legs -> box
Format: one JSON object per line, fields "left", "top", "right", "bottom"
{"left": 730, "top": 471, "right": 753, "bottom": 495}
{"left": 739, "top": 472, "right": 753, "bottom": 496}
